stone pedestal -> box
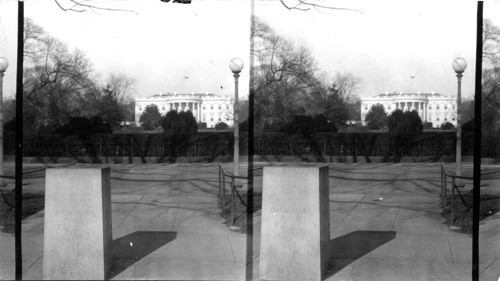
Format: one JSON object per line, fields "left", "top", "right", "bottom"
{"left": 259, "top": 165, "right": 330, "bottom": 281}
{"left": 43, "top": 167, "right": 112, "bottom": 280}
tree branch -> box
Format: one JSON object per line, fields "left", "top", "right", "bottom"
{"left": 280, "top": 0, "right": 362, "bottom": 14}
{"left": 53, "top": 0, "right": 138, "bottom": 14}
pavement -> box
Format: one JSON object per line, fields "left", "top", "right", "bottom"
{"left": 0, "top": 162, "right": 499, "bottom": 280}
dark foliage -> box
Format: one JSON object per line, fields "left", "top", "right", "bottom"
{"left": 364, "top": 104, "right": 388, "bottom": 129}
{"left": 198, "top": 122, "right": 207, "bottom": 129}
{"left": 388, "top": 109, "right": 424, "bottom": 157}
{"left": 441, "top": 122, "right": 455, "bottom": 130}
{"left": 239, "top": 119, "right": 249, "bottom": 132}
{"left": 423, "top": 122, "right": 434, "bottom": 129}
{"left": 279, "top": 114, "right": 337, "bottom": 136}
{"left": 462, "top": 118, "right": 475, "bottom": 133}
{"left": 215, "top": 122, "right": 229, "bottom": 130}
{"left": 54, "top": 116, "right": 112, "bottom": 136}
{"left": 388, "top": 110, "right": 423, "bottom": 135}
{"left": 139, "top": 104, "right": 162, "bottom": 130}
{"left": 162, "top": 110, "right": 198, "bottom": 133}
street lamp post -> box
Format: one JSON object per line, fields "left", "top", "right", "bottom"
{"left": 452, "top": 57, "right": 467, "bottom": 182}
{"left": 229, "top": 58, "right": 244, "bottom": 176}
{"left": 0, "top": 57, "right": 9, "bottom": 185}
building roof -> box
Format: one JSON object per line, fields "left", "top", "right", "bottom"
{"left": 136, "top": 91, "right": 231, "bottom": 101}
{"left": 374, "top": 92, "right": 443, "bottom": 97}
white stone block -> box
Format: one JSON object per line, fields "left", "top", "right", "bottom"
{"left": 259, "top": 165, "right": 330, "bottom": 281}
{"left": 43, "top": 167, "right": 112, "bottom": 280}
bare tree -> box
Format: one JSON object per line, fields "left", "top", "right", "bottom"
{"left": 106, "top": 73, "right": 136, "bottom": 104}
{"left": 483, "top": 18, "right": 500, "bottom": 67}
{"left": 331, "top": 72, "right": 362, "bottom": 103}
{"left": 278, "top": 0, "right": 361, "bottom": 13}
{"left": 251, "top": 16, "right": 319, "bottom": 130}
{"left": 481, "top": 18, "right": 500, "bottom": 138}
{"left": 52, "top": 0, "right": 137, "bottom": 14}
{"left": 22, "top": 18, "right": 94, "bottom": 134}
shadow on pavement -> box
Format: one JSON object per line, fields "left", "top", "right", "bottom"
{"left": 110, "top": 231, "right": 177, "bottom": 279}
{"left": 325, "top": 230, "right": 396, "bottom": 280}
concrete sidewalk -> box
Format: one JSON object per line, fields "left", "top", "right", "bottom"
{"left": 0, "top": 162, "right": 498, "bottom": 280}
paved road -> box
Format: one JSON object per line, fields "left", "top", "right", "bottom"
{"left": 0, "top": 162, "right": 498, "bottom": 280}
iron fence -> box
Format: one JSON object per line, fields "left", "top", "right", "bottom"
{"left": 4, "top": 135, "right": 498, "bottom": 158}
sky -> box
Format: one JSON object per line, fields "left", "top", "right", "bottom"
{"left": 1, "top": 0, "right": 500, "bottom": 101}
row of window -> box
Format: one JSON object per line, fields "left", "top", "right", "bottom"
{"left": 202, "top": 104, "right": 230, "bottom": 111}
{"left": 428, "top": 115, "right": 456, "bottom": 122}
{"left": 202, "top": 113, "right": 230, "bottom": 123}
{"left": 363, "top": 104, "right": 456, "bottom": 111}
{"left": 137, "top": 103, "right": 230, "bottom": 111}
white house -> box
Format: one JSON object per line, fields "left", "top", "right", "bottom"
{"left": 135, "top": 91, "right": 234, "bottom": 128}
{"left": 360, "top": 91, "right": 458, "bottom": 128}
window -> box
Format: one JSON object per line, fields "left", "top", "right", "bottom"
{"left": 388, "top": 106, "right": 391, "bottom": 110}
{"left": 444, "top": 118, "right": 448, "bottom": 122}
{"left": 429, "top": 105, "right": 432, "bottom": 110}
{"left": 226, "top": 105, "right": 229, "bottom": 110}
{"left": 452, "top": 117, "right": 456, "bottom": 121}
{"left": 437, "top": 105, "right": 440, "bottom": 110}
{"left": 162, "top": 105, "right": 165, "bottom": 110}
{"left": 226, "top": 117, "right": 229, "bottom": 122}
{"left": 364, "top": 106, "right": 368, "bottom": 110}
{"left": 218, "top": 113, "right": 222, "bottom": 121}
{"left": 202, "top": 105, "right": 206, "bottom": 110}
{"left": 452, "top": 105, "right": 456, "bottom": 110}
{"left": 428, "top": 114, "right": 432, "bottom": 120}
{"left": 437, "top": 117, "right": 440, "bottom": 121}
{"left": 444, "top": 105, "right": 447, "bottom": 110}
{"left": 210, "top": 113, "right": 214, "bottom": 121}
{"left": 218, "top": 104, "right": 222, "bottom": 110}
{"left": 211, "top": 105, "right": 214, "bottom": 110}
{"left": 139, "top": 106, "right": 142, "bottom": 111}
{"left": 202, "top": 114, "right": 206, "bottom": 122}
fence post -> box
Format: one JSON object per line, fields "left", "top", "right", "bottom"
{"left": 231, "top": 177, "right": 235, "bottom": 226}
{"left": 218, "top": 165, "right": 221, "bottom": 198}
{"left": 355, "top": 137, "right": 358, "bottom": 156}
{"left": 451, "top": 178, "right": 456, "bottom": 226}
{"left": 222, "top": 173, "right": 226, "bottom": 207}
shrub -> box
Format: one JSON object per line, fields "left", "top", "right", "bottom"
{"left": 441, "top": 122, "right": 455, "bottom": 130}
{"left": 139, "top": 105, "right": 162, "bottom": 130}
{"left": 162, "top": 110, "right": 198, "bottom": 133}
{"left": 365, "top": 104, "right": 388, "bottom": 129}
{"left": 215, "top": 122, "right": 229, "bottom": 130}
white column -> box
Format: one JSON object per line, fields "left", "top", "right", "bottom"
{"left": 424, "top": 102, "right": 427, "bottom": 122}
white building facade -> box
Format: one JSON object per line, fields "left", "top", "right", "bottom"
{"left": 360, "top": 92, "right": 458, "bottom": 128}
{"left": 135, "top": 92, "right": 234, "bottom": 128}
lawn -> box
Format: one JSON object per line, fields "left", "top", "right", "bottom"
{"left": 218, "top": 192, "right": 262, "bottom": 234}
{"left": 0, "top": 190, "right": 45, "bottom": 233}
{"left": 441, "top": 190, "right": 500, "bottom": 235}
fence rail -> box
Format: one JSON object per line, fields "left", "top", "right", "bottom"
{"left": 440, "top": 163, "right": 500, "bottom": 228}
{"left": 4, "top": 136, "right": 498, "bottom": 158}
